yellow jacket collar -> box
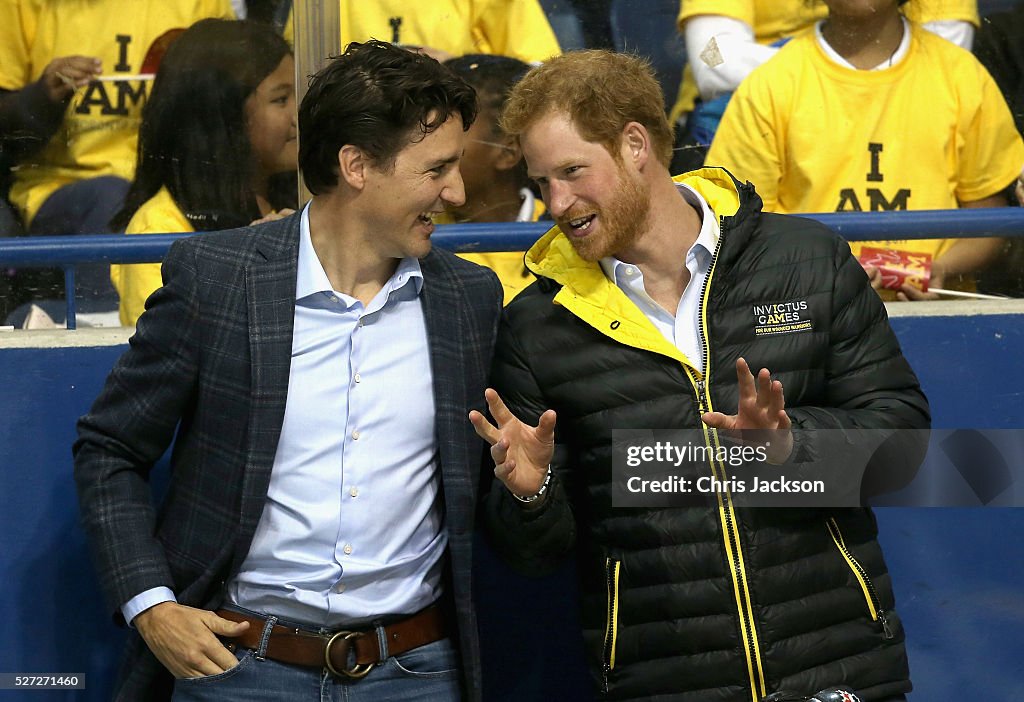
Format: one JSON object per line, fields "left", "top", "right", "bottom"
{"left": 525, "top": 167, "right": 742, "bottom": 289}
{"left": 521, "top": 168, "right": 742, "bottom": 371}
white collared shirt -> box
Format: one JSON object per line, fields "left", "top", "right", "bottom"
{"left": 225, "top": 205, "right": 446, "bottom": 627}
{"left": 600, "top": 183, "right": 719, "bottom": 373}
{"left": 121, "top": 206, "right": 446, "bottom": 628}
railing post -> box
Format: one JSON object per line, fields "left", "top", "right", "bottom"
{"left": 63, "top": 265, "right": 76, "bottom": 330}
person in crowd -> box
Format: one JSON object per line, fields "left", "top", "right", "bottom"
{"left": 0, "top": 53, "right": 101, "bottom": 316}
{"left": 442, "top": 54, "right": 543, "bottom": 305}
{"left": 706, "top": 0, "right": 1023, "bottom": 300}
{"left": 109, "top": 18, "right": 297, "bottom": 327}
{"left": 975, "top": 0, "right": 1024, "bottom": 135}
{"left": 470, "top": 49, "right": 930, "bottom": 701}
{"left": 283, "top": 0, "right": 561, "bottom": 64}
{"left": 1, "top": 53, "right": 102, "bottom": 232}
{"left": 74, "top": 40, "right": 500, "bottom": 701}
{"left": 972, "top": 2, "right": 1024, "bottom": 298}
{"left": 0, "top": 0, "right": 233, "bottom": 320}
{"left": 670, "top": 0, "right": 979, "bottom": 172}
{"left": 0, "top": 0, "right": 234, "bottom": 237}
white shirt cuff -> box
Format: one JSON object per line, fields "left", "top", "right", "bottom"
{"left": 121, "top": 587, "right": 177, "bottom": 627}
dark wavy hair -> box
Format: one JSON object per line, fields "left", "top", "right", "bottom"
{"left": 299, "top": 40, "right": 478, "bottom": 195}
{"left": 444, "top": 54, "right": 531, "bottom": 138}
{"left": 112, "top": 18, "right": 295, "bottom": 231}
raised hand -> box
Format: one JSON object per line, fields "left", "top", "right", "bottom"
{"left": 41, "top": 55, "right": 101, "bottom": 102}
{"left": 469, "top": 388, "right": 556, "bottom": 498}
{"left": 133, "top": 602, "right": 249, "bottom": 679}
{"left": 701, "top": 357, "right": 793, "bottom": 464}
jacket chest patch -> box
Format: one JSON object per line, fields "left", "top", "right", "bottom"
{"left": 752, "top": 299, "right": 813, "bottom": 337}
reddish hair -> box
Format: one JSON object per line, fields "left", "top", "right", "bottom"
{"left": 500, "top": 50, "right": 674, "bottom": 167}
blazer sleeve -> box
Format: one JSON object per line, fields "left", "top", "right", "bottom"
{"left": 73, "top": 238, "right": 202, "bottom": 619}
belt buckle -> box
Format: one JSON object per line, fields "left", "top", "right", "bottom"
{"left": 324, "top": 630, "right": 374, "bottom": 679}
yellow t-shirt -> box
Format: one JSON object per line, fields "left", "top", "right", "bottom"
{"left": 670, "top": 0, "right": 980, "bottom": 121}
{"left": 452, "top": 197, "right": 546, "bottom": 306}
{"left": 111, "top": 187, "right": 193, "bottom": 327}
{"left": 705, "top": 23, "right": 1023, "bottom": 265}
{"left": 0, "top": 0, "right": 234, "bottom": 225}
{"left": 284, "top": 0, "right": 560, "bottom": 64}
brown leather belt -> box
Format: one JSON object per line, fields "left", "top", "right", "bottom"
{"left": 217, "top": 605, "right": 447, "bottom": 679}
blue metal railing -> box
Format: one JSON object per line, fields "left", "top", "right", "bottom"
{"left": 2, "top": 208, "right": 1023, "bottom": 328}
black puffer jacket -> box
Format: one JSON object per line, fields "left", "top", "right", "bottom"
{"left": 485, "top": 169, "right": 930, "bottom": 702}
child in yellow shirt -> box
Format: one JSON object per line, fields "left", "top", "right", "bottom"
{"left": 111, "top": 19, "right": 297, "bottom": 326}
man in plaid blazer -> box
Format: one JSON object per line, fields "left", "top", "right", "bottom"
{"left": 74, "top": 41, "right": 501, "bottom": 701}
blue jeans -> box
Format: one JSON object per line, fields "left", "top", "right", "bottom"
{"left": 27, "top": 175, "right": 129, "bottom": 303}
{"left": 28, "top": 175, "right": 129, "bottom": 238}
{"left": 170, "top": 614, "right": 462, "bottom": 702}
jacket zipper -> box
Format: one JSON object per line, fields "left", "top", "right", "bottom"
{"left": 826, "top": 518, "right": 895, "bottom": 639}
{"left": 693, "top": 216, "right": 767, "bottom": 702}
{"left": 601, "top": 557, "right": 622, "bottom": 693}
{"left": 692, "top": 217, "right": 722, "bottom": 413}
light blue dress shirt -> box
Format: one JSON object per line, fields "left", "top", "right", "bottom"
{"left": 123, "top": 205, "right": 446, "bottom": 628}
{"left": 599, "top": 183, "right": 720, "bottom": 373}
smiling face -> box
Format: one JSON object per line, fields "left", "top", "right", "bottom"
{"left": 361, "top": 113, "right": 467, "bottom": 259}
{"left": 245, "top": 54, "right": 298, "bottom": 181}
{"left": 521, "top": 110, "right": 651, "bottom": 261}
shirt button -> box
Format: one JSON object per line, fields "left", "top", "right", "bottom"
{"left": 350, "top": 487, "right": 359, "bottom": 498}
{"left": 329, "top": 295, "right": 338, "bottom": 303}
{"left": 334, "top": 582, "right": 345, "bottom": 593}
{"left": 624, "top": 266, "right": 635, "bottom": 276}
{"left": 352, "top": 430, "right": 360, "bottom": 440}
{"left": 357, "top": 320, "right": 364, "bottom": 328}
{"left": 354, "top": 373, "right": 361, "bottom": 383}
{"left": 343, "top": 544, "right": 353, "bottom": 555}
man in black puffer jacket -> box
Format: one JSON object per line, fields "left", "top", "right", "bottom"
{"left": 469, "top": 50, "right": 929, "bottom": 702}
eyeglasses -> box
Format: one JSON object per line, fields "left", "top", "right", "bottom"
{"left": 469, "top": 138, "right": 515, "bottom": 151}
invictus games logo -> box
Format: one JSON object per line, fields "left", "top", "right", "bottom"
{"left": 753, "top": 299, "right": 812, "bottom": 337}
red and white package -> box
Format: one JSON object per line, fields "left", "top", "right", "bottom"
{"left": 857, "top": 246, "right": 932, "bottom": 292}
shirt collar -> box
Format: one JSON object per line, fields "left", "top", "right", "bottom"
{"left": 296, "top": 202, "right": 424, "bottom": 303}
{"left": 600, "top": 182, "right": 720, "bottom": 282}
{"left": 516, "top": 188, "right": 537, "bottom": 222}
{"left": 815, "top": 16, "right": 911, "bottom": 71}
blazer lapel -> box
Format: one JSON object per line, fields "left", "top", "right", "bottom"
{"left": 420, "top": 252, "right": 472, "bottom": 524}
{"left": 235, "top": 214, "right": 300, "bottom": 568}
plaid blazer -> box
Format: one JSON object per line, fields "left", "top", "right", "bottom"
{"left": 73, "top": 212, "right": 502, "bottom": 701}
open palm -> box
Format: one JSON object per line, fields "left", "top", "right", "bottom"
{"left": 701, "top": 358, "right": 793, "bottom": 464}
{"left": 469, "top": 388, "right": 556, "bottom": 497}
